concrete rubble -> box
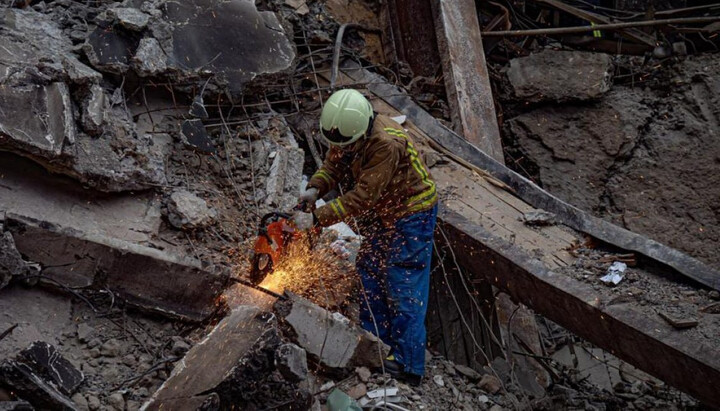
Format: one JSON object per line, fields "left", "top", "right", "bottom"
{"left": 0, "top": 0, "right": 716, "bottom": 409}
{"left": 507, "top": 50, "right": 614, "bottom": 102}
{"left": 143, "top": 305, "right": 311, "bottom": 410}
{"left": 165, "top": 190, "right": 218, "bottom": 230}
{"left": 275, "top": 293, "right": 390, "bottom": 370}
{"left": 0, "top": 342, "right": 83, "bottom": 410}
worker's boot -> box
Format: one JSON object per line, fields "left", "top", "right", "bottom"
{"left": 380, "top": 355, "right": 423, "bottom": 387}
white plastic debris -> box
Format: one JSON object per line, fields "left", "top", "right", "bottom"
{"left": 330, "top": 240, "right": 351, "bottom": 259}
{"left": 432, "top": 374, "right": 445, "bottom": 387}
{"left": 600, "top": 261, "right": 627, "bottom": 285}
{"left": 366, "top": 387, "right": 399, "bottom": 399}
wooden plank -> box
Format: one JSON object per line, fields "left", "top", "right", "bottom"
{"left": 439, "top": 209, "right": 720, "bottom": 407}
{"left": 431, "top": 0, "right": 505, "bottom": 162}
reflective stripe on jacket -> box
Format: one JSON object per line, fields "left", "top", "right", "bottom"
{"left": 308, "top": 115, "right": 437, "bottom": 227}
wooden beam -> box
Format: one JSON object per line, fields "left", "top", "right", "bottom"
{"left": 438, "top": 209, "right": 720, "bottom": 407}
{"left": 431, "top": 0, "right": 505, "bottom": 163}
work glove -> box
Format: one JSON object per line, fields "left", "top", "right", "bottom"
{"left": 299, "top": 187, "right": 319, "bottom": 204}
{"left": 291, "top": 211, "right": 315, "bottom": 231}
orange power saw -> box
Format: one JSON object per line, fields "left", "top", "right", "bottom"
{"left": 248, "top": 204, "right": 318, "bottom": 285}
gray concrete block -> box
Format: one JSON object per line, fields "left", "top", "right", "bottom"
{"left": 507, "top": 50, "right": 613, "bottom": 102}
{"left": 277, "top": 294, "right": 389, "bottom": 370}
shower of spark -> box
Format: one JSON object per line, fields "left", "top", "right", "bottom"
{"left": 230, "top": 233, "right": 358, "bottom": 308}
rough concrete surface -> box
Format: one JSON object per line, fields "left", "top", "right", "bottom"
{"left": 161, "top": 0, "right": 296, "bottom": 90}
{"left": 506, "top": 54, "right": 720, "bottom": 270}
{"left": 7, "top": 214, "right": 226, "bottom": 321}
{"left": 507, "top": 50, "right": 614, "bottom": 102}
{"left": 277, "top": 293, "right": 389, "bottom": 370}
{"left": 144, "top": 305, "right": 310, "bottom": 410}
{"left": 166, "top": 189, "right": 217, "bottom": 230}
{"left": 0, "top": 287, "right": 73, "bottom": 360}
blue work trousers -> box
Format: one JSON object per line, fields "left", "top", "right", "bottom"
{"left": 356, "top": 204, "right": 438, "bottom": 376}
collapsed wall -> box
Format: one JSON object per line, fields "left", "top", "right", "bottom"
{"left": 502, "top": 51, "right": 720, "bottom": 271}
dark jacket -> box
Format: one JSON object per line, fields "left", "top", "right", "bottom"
{"left": 308, "top": 114, "right": 437, "bottom": 227}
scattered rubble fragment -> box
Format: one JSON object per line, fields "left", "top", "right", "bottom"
{"left": 144, "top": 305, "right": 311, "bottom": 410}
{"left": 165, "top": 190, "right": 217, "bottom": 230}
{"left": 0, "top": 342, "right": 82, "bottom": 410}
{"left": 275, "top": 293, "right": 389, "bottom": 370}
{"left": 507, "top": 50, "right": 614, "bottom": 102}
{"left": 521, "top": 210, "right": 557, "bottom": 226}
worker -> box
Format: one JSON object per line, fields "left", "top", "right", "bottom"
{"left": 291, "top": 89, "right": 438, "bottom": 385}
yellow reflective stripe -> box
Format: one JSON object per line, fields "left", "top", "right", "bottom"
{"left": 329, "top": 200, "right": 342, "bottom": 218}
{"left": 383, "top": 127, "right": 437, "bottom": 210}
{"left": 408, "top": 184, "right": 436, "bottom": 205}
{"left": 313, "top": 170, "right": 333, "bottom": 186}
{"left": 591, "top": 22, "right": 602, "bottom": 38}
{"left": 408, "top": 191, "right": 437, "bottom": 213}
{"left": 335, "top": 198, "right": 347, "bottom": 215}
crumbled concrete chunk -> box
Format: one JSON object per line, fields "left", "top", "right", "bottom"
{"left": 166, "top": 190, "right": 217, "bottom": 230}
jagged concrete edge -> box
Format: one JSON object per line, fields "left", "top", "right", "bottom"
{"left": 5, "top": 212, "right": 230, "bottom": 322}
{"left": 340, "top": 60, "right": 720, "bottom": 291}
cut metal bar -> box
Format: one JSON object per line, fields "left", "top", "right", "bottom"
{"left": 431, "top": 0, "right": 505, "bottom": 163}
{"left": 483, "top": 16, "right": 720, "bottom": 37}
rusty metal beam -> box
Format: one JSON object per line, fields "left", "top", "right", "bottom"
{"left": 431, "top": 0, "right": 505, "bottom": 162}
{"left": 439, "top": 208, "right": 720, "bottom": 407}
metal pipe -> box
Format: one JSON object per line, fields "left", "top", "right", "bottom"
{"left": 482, "top": 16, "right": 720, "bottom": 37}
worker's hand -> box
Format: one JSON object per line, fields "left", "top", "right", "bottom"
{"left": 299, "top": 187, "right": 319, "bottom": 204}
{"left": 291, "top": 211, "right": 315, "bottom": 231}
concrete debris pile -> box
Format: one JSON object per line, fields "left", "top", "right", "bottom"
{"left": 501, "top": 51, "right": 720, "bottom": 271}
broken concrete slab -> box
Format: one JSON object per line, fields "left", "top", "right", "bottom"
{"left": 275, "top": 343, "right": 308, "bottom": 382}
{"left": 110, "top": 8, "right": 150, "bottom": 31}
{"left": 507, "top": 50, "right": 613, "bottom": 102}
{"left": 0, "top": 230, "right": 37, "bottom": 290}
{"left": 0, "top": 82, "right": 75, "bottom": 158}
{"left": 0, "top": 154, "right": 224, "bottom": 320}
{"left": 264, "top": 140, "right": 304, "bottom": 211}
{"left": 0, "top": 153, "right": 162, "bottom": 245}
{"left": 81, "top": 84, "right": 107, "bottom": 136}
{"left": 15, "top": 342, "right": 84, "bottom": 396}
{"left": 275, "top": 293, "right": 389, "bottom": 370}
{"left": 180, "top": 119, "right": 216, "bottom": 153}
{"left": 84, "top": 21, "right": 139, "bottom": 74}
{"left": 0, "top": 342, "right": 81, "bottom": 410}
{"left": 159, "top": 0, "right": 295, "bottom": 91}
{"left": 143, "top": 306, "right": 310, "bottom": 410}
{"left": 166, "top": 189, "right": 217, "bottom": 230}
{"left": 132, "top": 37, "right": 167, "bottom": 76}
{"left": 6, "top": 213, "right": 226, "bottom": 321}
{"left": 0, "top": 8, "right": 101, "bottom": 87}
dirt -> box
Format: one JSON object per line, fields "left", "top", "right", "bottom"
{"left": 0, "top": 285, "right": 203, "bottom": 411}
{"left": 503, "top": 53, "right": 720, "bottom": 271}
{"left": 559, "top": 245, "right": 720, "bottom": 344}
